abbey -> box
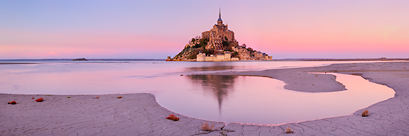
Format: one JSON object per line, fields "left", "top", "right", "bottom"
{"left": 169, "top": 9, "right": 272, "bottom": 61}
{"left": 201, "top": 9, "right": 235, "bottom": 51}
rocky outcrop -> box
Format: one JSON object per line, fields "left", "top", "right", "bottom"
{"left": 72, "top": 58, "right": 88, "bottom": 61}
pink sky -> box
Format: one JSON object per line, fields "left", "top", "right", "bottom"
{"left": 1, "top": 0, "right": 408, "bottom": 59}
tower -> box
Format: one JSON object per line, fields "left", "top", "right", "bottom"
{"left": 217, "top": 8, "right": 223, "bottom": 26}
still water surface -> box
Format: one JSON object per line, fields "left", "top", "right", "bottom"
{"left": 0, "top": 60, "right": 395, "bottom": 124}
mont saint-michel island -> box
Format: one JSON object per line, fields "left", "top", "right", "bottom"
{"left": 167, "top": 10, "right": 272, "bottom": 62}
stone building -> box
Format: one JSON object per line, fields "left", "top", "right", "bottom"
{"left": 201, "top": 9, "right": 235, "bottom": 51}
{"left": 232, "top": 46, "right": 251, "bottom": 60}
{"left": 232, "top": 46, "right": 273, "bottom": 61}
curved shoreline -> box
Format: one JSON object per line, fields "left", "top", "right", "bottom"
{"left": 1, "top": 62, "right": 409, "bottom": 135}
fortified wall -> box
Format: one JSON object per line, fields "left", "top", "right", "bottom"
{"left": 197, "top": 52, "right": 239, "bottom": 62}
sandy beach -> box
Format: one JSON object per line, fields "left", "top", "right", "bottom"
{"left": 1, "top": 62, "right": 409, "bottom": 135}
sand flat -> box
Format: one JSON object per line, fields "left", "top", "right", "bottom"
{"left": 0, "top": 94, "right": 225, "bottom": 135}
{"left": 1, "top": 62, "right": 409, "bottom": 135}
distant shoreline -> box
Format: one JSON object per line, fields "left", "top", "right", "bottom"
{"left": 0, "top": 63, "right": 39, "bottom": 65}
{"left": 289, "top": 58, "right": 409, "bottom": 61}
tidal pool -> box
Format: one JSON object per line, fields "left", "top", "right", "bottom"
{"left": 155, "top": 73, "right": 395, "bottom": 124}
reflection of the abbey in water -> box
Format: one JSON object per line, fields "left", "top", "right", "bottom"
{"left": 186, "top": 75, "right": 238, "bottom": 114}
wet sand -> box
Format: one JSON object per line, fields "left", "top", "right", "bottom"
{"left": 1, "top": 62, "right": 409, "bottom": 135}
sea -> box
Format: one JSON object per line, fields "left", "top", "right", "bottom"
{"left": 0, "top": 59, "right": 395, "bottom": 124}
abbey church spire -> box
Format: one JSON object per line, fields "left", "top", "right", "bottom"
{"left": 217, "top": 8, "right": 223, "bottom": 25}
{"left": 219, "top": 8, "right": 221, "bottom": 20}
